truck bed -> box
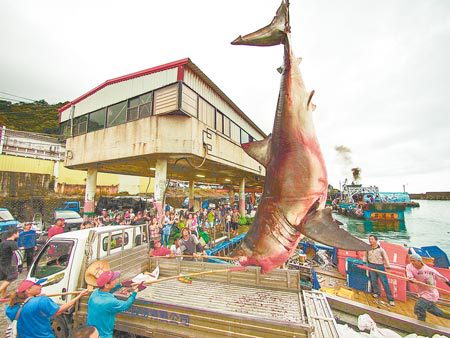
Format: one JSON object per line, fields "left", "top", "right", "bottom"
{"left": 134, "top": 278, "right": 304, "bottom": 324}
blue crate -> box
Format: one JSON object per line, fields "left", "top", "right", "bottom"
{"left": 346, "top": 258, "right": 369, "bottom": 292}
{"left": 409, "top": 247, "right": 432, "bottom": 258}
{"left": 421, "top": 246, "right": 449, "bottom": 268}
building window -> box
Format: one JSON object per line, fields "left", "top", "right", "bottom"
{"left": 107, "top": 101, "right": 127, "bottom": 128}
{"left": 138, "top": 92, "right": 153, "bottom": 118}
{"left": 216, "top": 111, "right": 223, "bottom": 133}
{"left": 223, "top": 115, "right": 231, "bottom": 137}
{"left": 230, "top": 121, "right": 240, "bottom": 143}
{"left": 103, "top": 233, "right": 129, "bottom": 251}
{"left": 60, "top": 121, "right": 71, "bottom": 139}
{"left": 128, "top": 92, "right": 153, "bottom": 121}
{"left": 88, "top": 108, "right": 106, "bottom": 132}
{"left": 198, "top": 98, "right": 215, "bottom": 128}
{"left": 73, "top": 115, "right": 88, "bottom": 136}
{"left": 241, "top": 129, "right": 250, "bottom": 144}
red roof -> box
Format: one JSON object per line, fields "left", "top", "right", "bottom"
{"left": 58, "top": 58, "right": 190, "bottom": 113}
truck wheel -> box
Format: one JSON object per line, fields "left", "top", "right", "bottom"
{"left": 52, "top": 315, "right": 71, "bottom": 338}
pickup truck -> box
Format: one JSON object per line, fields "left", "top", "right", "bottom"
{"left": 27, "top": 225, "right": 339, "bottom": 338}
{"left": 0, "top": 208, "right": 19, "bottom": 236}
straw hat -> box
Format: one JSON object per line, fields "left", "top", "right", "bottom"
{"left": 85, "top": 260, "right": 111, "bottom": 287}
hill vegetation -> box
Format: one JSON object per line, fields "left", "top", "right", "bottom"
{"left": 0, "top": 100, "right": 67, "bottom": 135}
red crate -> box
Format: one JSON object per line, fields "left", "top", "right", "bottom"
{"left": 337, "top": 249, "right": 365, "bottom": 275}
{"left": 379, "top": 241, "right": 408, "bottom": 266}
{"left": 377, "top": 264, "right": 407, "bottom": 301}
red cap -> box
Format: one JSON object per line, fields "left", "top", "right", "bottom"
{"left": 18, "top": 278, "right": 46, "bottom": 293}
{"left": 96, "top": 271, "right": 121, "bottom": 287}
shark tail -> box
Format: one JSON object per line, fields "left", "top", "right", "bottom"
{"left": 231, "top": 1, "right": 290, "bottom": 47}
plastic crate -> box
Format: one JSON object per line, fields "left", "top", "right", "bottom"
{"left": 337, "top": 249, "right": 364, "bottom": 275}
{"left": 422, "top": 246, "right": 449, "bottom": 268}
{"left": 380, "top": 241, "right": 408, "bottom": 266}
{"left": 346, "top": 258, "right": 369, "bottom": 292}
{"left": 377, "top": 264, "right": 407, "bottom": 302}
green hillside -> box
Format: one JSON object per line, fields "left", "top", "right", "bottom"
{"left": 0, "top": 100, "right": 67, "bottom": 135}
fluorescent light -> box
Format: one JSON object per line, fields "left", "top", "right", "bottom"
{"left": 149, "top": 167, "right": 156, "bottom": 170}
{"left": 196, "top": 174, "right": 205, "bottom": 178}
{"left": 224, "top": 179, "right": 231, "bottom": 182}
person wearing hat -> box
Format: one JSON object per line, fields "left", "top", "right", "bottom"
{"left": 86, "top": 270, "right": 138, "bottom": 338}
{"left": 5, "top": 278, "right": 88, "bottom": 338}
{"left": 406, "top": 253, "right": 450, "bottom": 321}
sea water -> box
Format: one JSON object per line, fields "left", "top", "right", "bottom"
{"left": 334, "top": 200, "right": 450, "bottom": 256}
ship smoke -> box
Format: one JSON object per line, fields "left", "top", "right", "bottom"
{"left": 351, "top": 167, "right": 361, "bottom": 184}
{"left": 334, "top": 145, "right": 352, "bottom": 166}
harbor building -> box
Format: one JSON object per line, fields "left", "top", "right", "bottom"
{"left": 58, "top": 58, "right": 266, "bottom": 214}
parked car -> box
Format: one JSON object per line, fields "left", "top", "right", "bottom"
{"left": 0, "top": 208, "right": 20, "bottom": 238}
{"left": 54, "top": 209, "right": 83, "bottom": 232}
{"left": 57, "top": 201, "right": 82, "bottom": 214}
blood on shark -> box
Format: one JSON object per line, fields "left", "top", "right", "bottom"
{"left": 232, "top": 0, "right": 370, "bottom": 273}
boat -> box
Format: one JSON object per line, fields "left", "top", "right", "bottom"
{"left": 290, "top": 240, "right": 450, "bottom": 336}
{"left": 333, "top": 184, "right": 416, "bottom": 221}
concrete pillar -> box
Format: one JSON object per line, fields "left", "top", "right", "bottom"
{"left": 239, "top": 177, "right": 246, "bottom": 216}
{"left": 53, "top": 161, "right": 60, "bottom": 193}
{"left": 189, "top": 179, "right": 195, "bottom": 210}
{"left": 84, "top": 168, "right": 97, "bottom": 216}
{"left": 154, "top": 159, "right": 167, "bottom": 217}
{"left": 229, "top": 186, "right": 235, "bottom": 208}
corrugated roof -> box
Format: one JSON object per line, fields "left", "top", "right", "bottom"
{"left": 58, "top": 58, "right": 266, "bottom": 138}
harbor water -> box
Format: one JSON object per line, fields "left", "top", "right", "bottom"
{"left": 334, "top": 200, "right": 450, "bottom": 256}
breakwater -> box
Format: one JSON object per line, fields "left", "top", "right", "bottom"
{"left": 409, "top": 192, "right": 450, "bottom": 200}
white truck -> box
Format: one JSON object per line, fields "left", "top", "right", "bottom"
{"left": 27, "top": 225, "right": 338, "bottom": 337}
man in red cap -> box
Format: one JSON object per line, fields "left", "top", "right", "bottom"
{"left": 86, "top": 270, "right": 138, "bottom": 338}
{"left": 5, "top": 277, "right": 88, "bottom": 337}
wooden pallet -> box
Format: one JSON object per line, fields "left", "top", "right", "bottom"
{"left": 303, "top": 290, "right": 340, "bottom": 338}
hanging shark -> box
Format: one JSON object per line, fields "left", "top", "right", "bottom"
{"left": 232, "top": 0, "right": 370, "bottom": 273}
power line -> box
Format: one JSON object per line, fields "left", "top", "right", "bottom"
{"left": 0, "top": 91, "right": 38, "bottom": 102}
{"left": 0, "top": 96, "right": 24, "bottom": 103}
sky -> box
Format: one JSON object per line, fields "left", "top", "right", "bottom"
{"left": 1, "top": 0, "right": 449, "bottom": 193}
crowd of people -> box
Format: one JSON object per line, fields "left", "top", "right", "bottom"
{"left": 80, "top": 204, "right": 248, "bottom": 252}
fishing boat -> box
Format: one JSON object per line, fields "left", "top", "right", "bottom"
{"left": 333, "top": 184, "right": 413, "bottom": 221}
{"left": 291, "top": 240, "right": 450, "bottom": 336}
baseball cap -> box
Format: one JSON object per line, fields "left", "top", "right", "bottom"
{"left": 96, "top": 270, "right": 121, "bottom": 287}
{"left": 18, "top": 277, "right": 47, "bottom": 293}
{"left": 410, "top": 253, "right": 423, "bottom": 262}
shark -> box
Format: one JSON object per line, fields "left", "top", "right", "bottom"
{"left": 231, "top": 0, "right": 371, "bottom": 273}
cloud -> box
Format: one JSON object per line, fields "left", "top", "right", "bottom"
{"left": 1, "top": 0, "right": 449, "bottom": 192}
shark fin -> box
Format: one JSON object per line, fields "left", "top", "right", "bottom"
{"left": 231, "top": 1, "right": 289, "bottom": 47}
{"left": 241, "top": 135, "right": 272, "bottom": 167}
{"left": 301, "top": 208, "right": 371, "bottom": 251}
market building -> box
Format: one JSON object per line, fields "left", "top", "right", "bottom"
{"left": 58, "top": 58, "right": 266, "bottom": 215}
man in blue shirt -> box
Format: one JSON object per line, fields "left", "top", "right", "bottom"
{"left": 87, "top": 270, "right": 137, "bottom": 338}
{"left": 5, "top": 277, "right": 88, "bottom": 338}
{"left": 18, "top": 223, "right": 37, "bottom": 270}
